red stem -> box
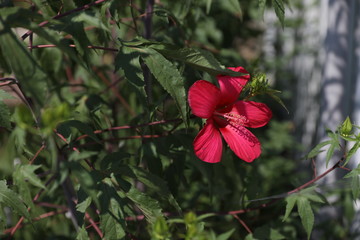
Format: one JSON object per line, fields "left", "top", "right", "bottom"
{"left": 232, "top": 214, "right": 252, "bottom": 234}
{"left": 9, "top": 175, "right": 56, "bottom": 236}
{"left": 21, "top": 0, "right": 109, "bottom": 40}
{"left": 29, "top": 144, "right": 45, "bottom": 165}
{"left": 29, "top": 44, "right": 118, "bottom": 52}
{"left": 85, "top": 212, "right": 103, "bottom": 238}
{"left": 75, "top": 118, "right": 181, "bottom": 141}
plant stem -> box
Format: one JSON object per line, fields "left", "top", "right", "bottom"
{"left": 21, "top": 0, "right": 109, "bottom": 40}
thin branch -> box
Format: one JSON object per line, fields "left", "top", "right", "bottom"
{"left": 9, "top": 175, "right": 56, "bottom": 236}
{"left": 29, "top": 44, "right": 119, "bottom": 52}
{"left": 232, "top": 214, "right": 252, "bottom": 234}
{"left": 123, "top": 157, "right": 345, "bottom": 221}
{"left": 74, "top": 135, "right": 163, "bottom": 148}
{"left": 85, "top": 212, "right": 103, "bottom": 238}
{"left": 75, "top": 118, "right": 182, "bottom": 141}
{"left": 21, "top": 0, "right": 109, "bottom": 40}
{"left": 94, "top": 68, "right": 135, "bottom": 116}
{"left": 29, "top": 144, "right": 45, "bottom": 165}
{"left": 4, "top": 209, "right": 67, "bottom": 234}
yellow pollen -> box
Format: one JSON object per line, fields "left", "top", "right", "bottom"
{"left": 214, "top": 111, "right": 248, "bottom": 126}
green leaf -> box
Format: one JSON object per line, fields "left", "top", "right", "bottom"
{"left": 344, "top": 166, "right": 360, "bottom": 199}
{"left": 126, "top": 185, "right": 162, "bottom": 223}
{"left": 76, "top": 225, "right": 90, "bottom": 240}
{"left": 69, "top": 151, "right": 98, "bottom": 162}
{"left": 297, "top": 198, "right": 314, "bottom": 239}
{"left": 283, "top": 194, "right": 297, "bottom": 221}
{"left": 76, "top": 196, "right": 92, "bottom": 213}
{"left": 0, "top": 102, "right": 11, "bottom": 130}
{"left": 98, "top": 179, "right": 126, "bottom": 240}
{"left": 0, "top": 18, "right": 48, "bottom": 105}
{"left": 69, "top": 162, "right": 101, "bottom": 207}
{"left": 115, "top": 46, "right": 146, "bottom": 104}
{"left": 206, "top": 0, "right": 213, "bottom": 14}
{"left": 57, "top": 120, "right": 101, "bottom": 143}
{"left": 0, "top": 180, "right": 30, "bottom": 221}
{"left": 351, "top": 175, "right": 360, "bottom": 199}
{"left": 306, "top": 140, "right": 332, "bottom": 159}
{"left": 272, "top": 0, "right": 285, "bottom": 27}
{"left": 267, "top": 91, "right": 289, "bottom": 113}
{"left": 16, "top": 165, "right": 46, "bottom": 189}
{"left": 259, "top": 0, "right": 267, "bottom": 16}
{"left": 126, "top": 166, "right": 182, "bottom": 214}
{"left": 326, "top": 140, "right": 338, "bottom": 167}
{"left": 219, "top": 0, "right": 242, "bottom": 19}
{"left": 245, "top": 225, "right": 285, "bottom": 240}
{"left": 217, "top": 228, "right": 235, "bottom": 240}
{"left": 141, "top": 48, "right": 188, "bottom": 126}
{"left": 155, "top": 47, "right": 244, "bottom": 77}
{"left": 344, "top": 141, "right": 360, "bottom": 166}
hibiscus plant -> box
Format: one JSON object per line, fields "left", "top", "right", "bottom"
{"left": 0, "top": 1, "right": 360, "bottom": 240}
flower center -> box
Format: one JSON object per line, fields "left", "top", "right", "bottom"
{"left": 213, "top": 111, "right": 248, "bottom": 128}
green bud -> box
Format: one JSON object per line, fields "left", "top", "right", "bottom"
{"left": 340, "top": 116, "right": 352, "bottom": 136}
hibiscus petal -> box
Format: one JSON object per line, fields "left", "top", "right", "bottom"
{"left": 217, "top": 67, "right": 250, "bottom": 106}
{"left": 193, "top": 119, "right": 223, "bottom": 163}
{"left": 188, "top": 80, "right": 221, "bottom": 118}
{"left": 219, "top": 124, "right": 261, "bottom": 162}
{"left": 229, "top": 101, "right": 272, "bottom": 128}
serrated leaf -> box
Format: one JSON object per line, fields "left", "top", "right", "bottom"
{"left": 98, "top": 179, "right": 126, "bottom": 240}
{"left": 126, "top": 166, "right": 182, "bottom": 214}
{"left": 126, "top": 186, "right": 162, "bottom": 223}
{"left": 0, "top": 180, "right": 30, "bottom": 221}
{"left": 306, "top": 140, "right": 332, "bottom": 159}
{"left": 155, "top": 47, "right": 244, "bottom": 77}
{"left": 304, "top": 192, "right": 325, "bottom": 204}
{"left": 283, "top": 194, "right": 297, "bottom": 222}
{"left": 344, "top": 141, "right": 360, "bottom": 166}
{"left": 326, "top": 141, "right": 338, "bottom": 167}
{"left": 297, "top": 198, "right": 314, "bottom": 239}
{"left": 141, "top": 48, "right": 188, "bottom": 126}
{"left": 17, "top": 165, "right": 46, "bottom": 189}
{"left": 0, "top": 18, "right": 48, "bottom": 105}
{"left": 272, "top": 0, "right": 285, "bottom": 27}
{"left": 344, "top": 165, "right": 360, "bottom": 178}
{"left": 0, "top": 7, "right": 88, "bottom": 69}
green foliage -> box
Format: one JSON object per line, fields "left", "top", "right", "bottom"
{"left": 283, "top": 187, "right": 324, "bottom": 240}
{"left": 0, "top": 180, "right": 31, "bottom": 222}
{"left": 0, "top": 1, "right": 358, "bottom": 239}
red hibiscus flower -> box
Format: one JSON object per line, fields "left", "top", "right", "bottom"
{"left": 188, "top": 66, "right": 272, "bottom": 163}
